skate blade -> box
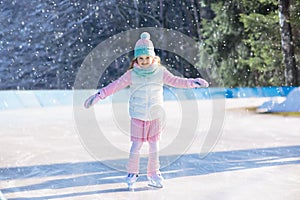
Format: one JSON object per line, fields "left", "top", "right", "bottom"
{"left": 148, "top": 183, "right": 163, "bottom": 189}
{"left": 127, "top": 183, "right": 135, "bottom": 191}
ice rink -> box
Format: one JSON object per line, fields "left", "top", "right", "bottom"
{"left": 0, "top": 96, "right": 300, "bottom": 200}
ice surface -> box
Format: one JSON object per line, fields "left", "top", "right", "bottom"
{"left": 0, "top": 99, "right": 299, "bottom": 200}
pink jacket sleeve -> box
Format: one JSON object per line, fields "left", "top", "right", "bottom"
{"left": 98, "top": 70, "right": 131, "bottom": 99}
{"left": 163, "top": 68, "right": 197, "bottom": 88}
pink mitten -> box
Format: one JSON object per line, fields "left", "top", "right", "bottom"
{"left": 194, "top": 78, "right": 209, "bottom": 87}
{"left": 84, "top": 92, "right": 101, "bottom": 109}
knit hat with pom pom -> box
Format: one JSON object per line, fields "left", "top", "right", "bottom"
{"left": 134, "top": 32, "right": 156, "bottom": 58}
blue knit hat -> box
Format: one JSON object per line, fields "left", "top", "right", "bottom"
{"left": 134, "top": 32, "right": 155, "bottom": 58}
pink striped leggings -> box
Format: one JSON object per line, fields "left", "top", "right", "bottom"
{"left": 127, "top": 141, "right": 160, "bottom": 176}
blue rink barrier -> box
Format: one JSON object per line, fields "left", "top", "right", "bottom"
{"left": 223, "top": 86, "right": 295, "bottom": 98}
{"left": 0, "top": 86, "right": 296, "bottom": 110}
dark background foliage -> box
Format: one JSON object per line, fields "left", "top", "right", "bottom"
{"left": 0, "top": 0, "right": 299, "bottom": 89}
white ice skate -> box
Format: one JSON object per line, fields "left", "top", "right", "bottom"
{"left": 125, "top": 173, "right": 138, "bottom": 191}
{"left": 148, "top": 174, "right": 164, "bottom": 188}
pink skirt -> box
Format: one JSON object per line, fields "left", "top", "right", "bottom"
{"left": 130, "top": 118, "right": 162, "bottom": 142}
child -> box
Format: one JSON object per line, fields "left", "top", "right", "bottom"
{"left": 84, "top": 32, "right": 209, "bottom": 189}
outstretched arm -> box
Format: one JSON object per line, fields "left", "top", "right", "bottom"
{"left": 84, "top": 70, "right": 131, "bottom": 108}
{"left": 163, "top": 68, "right": 209, "bottom": 88}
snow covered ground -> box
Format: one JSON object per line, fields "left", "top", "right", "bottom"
{"left": 0, "top": 98, "right": 299, "bottom": 200}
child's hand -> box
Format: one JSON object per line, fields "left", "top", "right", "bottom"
{"left": 193, "top": 78, "right": 209, "bottom": 87}
{"left": 84, "top": 92, "right": 101, "bottom": 109}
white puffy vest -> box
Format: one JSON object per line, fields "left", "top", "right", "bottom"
{"left": 129, "top": 67, "right": 164, "bottom": 121}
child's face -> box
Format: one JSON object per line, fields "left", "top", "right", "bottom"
{"left": 137, "top": 55, "right": 154, "bottom": 68}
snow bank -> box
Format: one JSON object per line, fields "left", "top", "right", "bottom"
{"left": 257, "top": 87, "right": 300, "bottom": 113}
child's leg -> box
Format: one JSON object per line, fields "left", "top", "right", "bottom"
{"left": 147, "top": 141, "right": 160, "bottom": 176}
{"left": 127, "top": 141, "right": 143, "bottom": 174}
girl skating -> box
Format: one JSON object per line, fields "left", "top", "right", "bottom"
{"left": 84, "top": 32, "right": 209, "bottom": 190}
